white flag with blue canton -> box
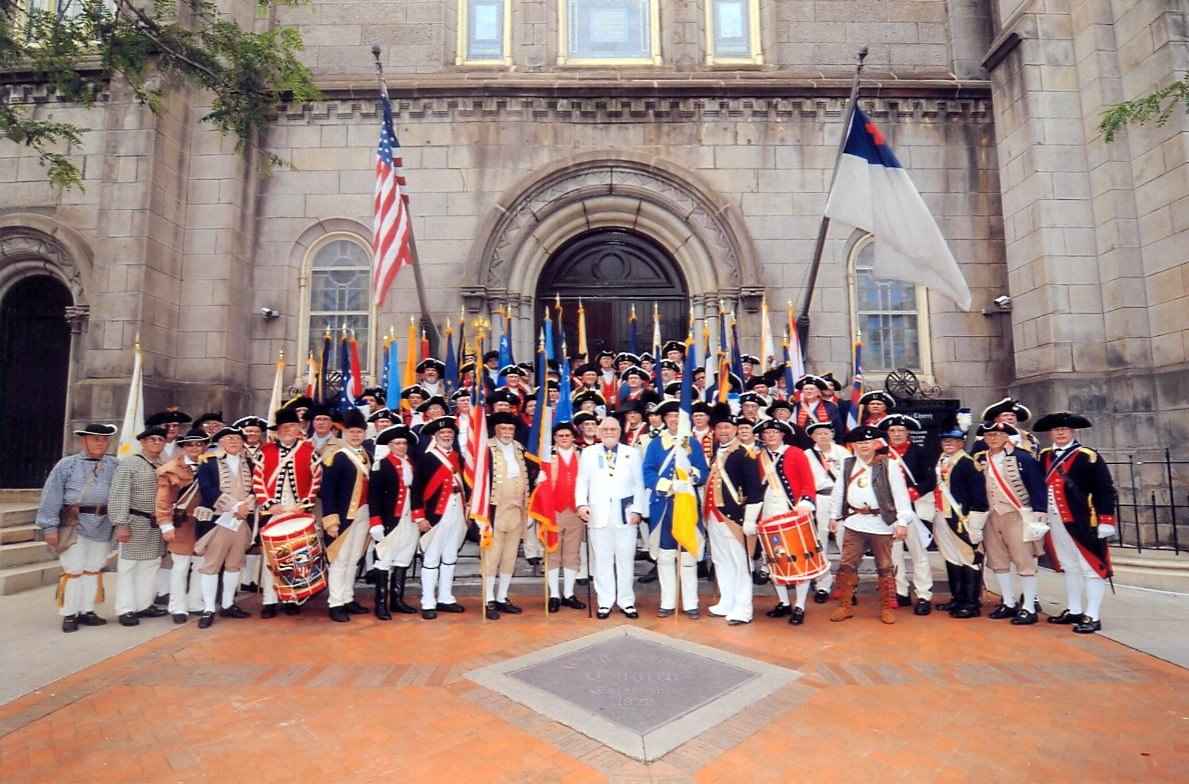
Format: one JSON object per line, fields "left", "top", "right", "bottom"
{"left": 824, "top": 106, "right": 973, "bottom": 311}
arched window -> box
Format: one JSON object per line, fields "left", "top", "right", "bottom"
{"left": 848, "top": 237, "right": 931, "bottom": 374}
{"left": 306, "top": 236, "right": 373, "bottom": 368}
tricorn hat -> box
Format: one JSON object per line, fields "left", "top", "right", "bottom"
{"left": 842, "top": 425, "right": 884, "bottom": 444}
{"left": 981, "top": 397, "right": 1031, "bottom": 423}
{"left": 1032, "top": 412, "right": 1093, "bottom": 432}
{"left": 420, "top": 416, "right": 458, "bottom": 439}
{"left": 376, "top": 425, "right": 415, "bottom": 447}
{"left": 74, "top": 423, "right": 118, "bottom": 437}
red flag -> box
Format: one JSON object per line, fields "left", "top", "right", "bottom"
{"left": 348, "top": 335, "right": 364, "bottom": 399}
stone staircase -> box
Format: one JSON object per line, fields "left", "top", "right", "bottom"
{"left": 0, "top": 489, "right": 61, "bottom": 595}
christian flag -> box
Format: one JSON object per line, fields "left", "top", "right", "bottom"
{"left": 824, "top": 106, "right": 972, "bottom": 311}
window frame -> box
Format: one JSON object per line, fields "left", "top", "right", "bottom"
{"left": 456, "top": 0, "right": 512, "bottom": 66}
{"left": 558, "top": 0, "right": 662, "bottom": 66}
{"left": 846, "top": 235, "right": 933, "bottom": 380}
{"left": 704, "top": 0, "right": 763, "bottom": 66}
{"left": 298, "top": 232, "right": 378, "bottom": 375}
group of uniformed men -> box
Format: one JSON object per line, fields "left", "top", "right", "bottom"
{"left": 37, "top": 341, "right": 1119, "bottom": 637}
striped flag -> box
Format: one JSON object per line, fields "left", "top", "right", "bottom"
{"left": 371, "top": 86, "right": 414, "bottom": 308}
{"left": 267, "top": 351, "right": 286, "bottom": 427}
{"left": 304, "top": 351, "right": 319, "bottom": 401}
{"left": 466, "top": 392, "right": 492, "bottom": 549}
{"left": 527, "top": 329, "right": 558, "bottom": 553}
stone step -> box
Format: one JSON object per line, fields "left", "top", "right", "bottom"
{"left": 0, "top": 504, "right": 36, "bottom": 529}
{"left": 0, "top": 524, "right": 39, "bottom": 545}
{"left": 1110, "top": 547, "right": 1189, "bottom": 592}
{"left": 0, "top": 540, "right": 52, "bottom": 568}
{"left": 0, "top": 561, "right": 63, "bottom": 595}
{"left": 0, "top": 489, "right": 40, "bottom": 504}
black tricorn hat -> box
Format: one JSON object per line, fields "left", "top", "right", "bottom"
{"left": 1033, "top": 412, "right": 1093, "bottom": 432}
{"left": 176, "top": 427, "right": 209, "bottom": 444}
{"left": 270, "top": 407, "right": 302, "bottom": 428}
{"left": 376, "top": 424, "right": 416, "bottom": 446}
{"left": 878, "top": 414, "right": 921, "bottom": 431}
{"left": 709, "top": 402, "right": 733, "bottom": 427}
{"left": 842, "top": 425, "right": 884, "bottom": 444}
{"left": 976, "top": 421, "right": 1019, "bottom": 437}
{"left": 421, "top": 416, "right": 459, "bottom": 439}
{"left": 210, "top": 426, "right": 244, "bottom": 443}
{"left": 136, "top": 425, "right": 168, "bottom": 440}
{"left": 193, "top": 412, "right": 224, "bottom": 428}
{"left": 754, "top": 418, "right": 792, "bottom": 437}
{"left": 982, "top": 397, "right": 1031, "bottom": 423}
{"left": 487, "top": 411, "right": 521, "bottom": 430}
{"left": 232, "top": 416, "right": 268, "bottom": 430}
{"left": 74, "top": 423, "right": 118, "bottom": 437}
{"left": 341, "top": 409, "right": 368, "bottom": 431}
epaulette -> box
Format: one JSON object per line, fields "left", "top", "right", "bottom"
{"left": 1077, "top": 446, "right": 1098, "bottom": 463}
{"left": 1039, "top": 446, "right": 1054, "bottom": 455}
{"left": 322, "top": 449, "right": 341, "bottom": 467}
{"left": 196, "top": 451, "right": 215, "bottom": 465}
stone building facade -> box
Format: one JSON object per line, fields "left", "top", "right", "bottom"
{"left": 0, "top": 0, "right": 1185, "bottom": 485}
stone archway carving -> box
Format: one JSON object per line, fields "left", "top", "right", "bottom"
{"left": 0, "top": 214, "right": 93, "bottom": 306}
{"left": 463, "top": 152, "right": 763, "bottom": 321}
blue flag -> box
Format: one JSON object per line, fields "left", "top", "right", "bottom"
{"left": 497, "top": 333, "right": 513, "bottom": 387}
{"left": 386, "top": 337, "right": 401, "bottom": 414}
{"left": 526, "top": 329, "right": 547, "bottom": 462}
{"left": 678, "top": 338, "right": 695, "bottom": 435}
{"left": 319, "top": 332, "right": 333, "bottom": 405}
{"left": 336, "top": 335, "right": 353, "bottom": 415}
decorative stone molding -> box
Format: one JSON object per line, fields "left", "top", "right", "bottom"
{"left": 0, "top": 216, "right": 93, "bottom": 304}
{"left": 273, "top": 93, "right": 993, "bottom": 126}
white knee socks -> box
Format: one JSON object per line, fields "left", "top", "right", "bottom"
{"left": 484, "top": 575, "right": 496, "bottom": 603}
{"left": 563, "top": 568, "right": 577, "bottom": 598}
{"left": 201, "top": 573, "right": 219, "bottom": 613}
{"left": 221, "top": 571, "right": 240, "bottom": 609}
{"left": 1064, "top": 570, "right": 1084, "bottom": 615}
{"left": 1019, "top": 574, "right": 1038, "bottom": 612}
{"left": 774, "top": 583, "right": 790, "bottom": 605}
{"left": 995, "top": 571, "right": 1016, "bottom": 607}
{"left": 794, "top": 581, "right": 810, "bottom": 610}
{"left": 497, "top": 573, "right": 512, "bottom": 602}
{"left": 1084, "top": 575, "right": 1106, "bottom": 621}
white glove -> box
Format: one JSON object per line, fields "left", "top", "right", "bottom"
{"left": 966, "top": 511, "right": 988, "bottom": 545}
{"left": 795, "top": 500, "right": 815, "bottom": 515}
{"left": 369, "top": 525, "right": 384, "bottom": 543}
{"left": 687, "top": 468, "right": 700, "bottom": 483}
{"left": 742, "top": 505, "right": 760, "bottom": 537}
{"left": 1097, "top": 524, "right": 1116, "bottom": 539}
{"left": 194, "top": 507, "right": 213, "bottom": 522}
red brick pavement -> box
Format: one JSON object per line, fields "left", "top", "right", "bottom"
{"left": 1, "top": 590, "right": 1186, "bottom": 783}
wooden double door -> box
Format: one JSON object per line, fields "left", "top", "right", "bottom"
{"left": 536, "top": 228, "right": 689, "bottom": 358}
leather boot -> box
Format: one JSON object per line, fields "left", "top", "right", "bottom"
{"left": 950, "top": 569, "right": 974, "bottom": 618}
{"left": 390, "top": 568, "right": 418, "bottom": 614}
{"left": 877, "top": 573, "right": 897, "bottom": 624}
{"left": 829, "top": 570, "right": 857, "bottom": 622}
{"left": 374, "top": 571, "right": 391, "bottom": 621}
{"left": 965, "top": 567, "right": 983, "bottom": 616}
{"left": 935, "top": 562, "right": 960, "bottom": 611}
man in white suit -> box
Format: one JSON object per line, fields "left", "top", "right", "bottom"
{"left": 576, "top": 417, "right": 647, "bottom": 619}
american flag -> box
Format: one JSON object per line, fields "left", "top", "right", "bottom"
{"left": 846, "top": 336, "right": 864, "bottom": 429}
{"left": 466, "top": 397, "right": 492, "bottom": 549}
{"left": 371, "top": 86, "right": 413, "bottom": 307}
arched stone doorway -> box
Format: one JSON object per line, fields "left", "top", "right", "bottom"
{"left": 0, "top": 275, "right": 73, "bottom": 486}
{"left": 535, "top": 228, "right": 688, "bottom": 355}
{"left": 463, "top": 152, "right": 764, "bottom": 358}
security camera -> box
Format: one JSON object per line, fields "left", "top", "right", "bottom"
{"left": 260, "top": 307, "right": 280, "bottom": 320}
{"left": 993, "top": 295, "right": 1012, "bottom": 311}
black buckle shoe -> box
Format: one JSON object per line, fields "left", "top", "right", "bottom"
{"left": 436, "top": 602, "right": 466, "bottom": 613}
{"left": 328, "top": 606, "right": 350, "bottom": 623}
{"left": 78, "top": 611, "right": 107, "bottom": 626}
{"left": 197, "top": 612, "right": 215, "bottom": 629}
{"left": 1073, "top": 617, "right": 1101, "bottom": 634}
{"left": 751, "top": 568, "right": 769, "bottom": 586}
{"left": 548, "top": 597, "right": 561, "bottom": 613}
{"left": 766, "top": 603, "right": 791, "bottom": 618}
{"left": 62, "top": 614, "right": 79, "bottom": 633}
{"left": 597, "top": 608, "right": 611, "bottom": 619}
{"left": 913, "top": 599, "right": 932, "bottom": 616}
{"left": 485, "top": 601, "right": 501, "bottom": 620}
{"left": 728, "top": 618, "right": 751, "bottom": 626}
{"left": 684, "top": 609, "right": 701, "bottom": 620}
{"left": 172, "top": 613, "right": 189, "bottom": 624}
{"left": 138, "top": 606, "right": 169, "bottom": 619}
{"left": 118, "top": 612, "right": 140, "bottom": 627}
{"left": 657, "top": 608, "right": 675, "bottom": 618}
{"left": 261, "top": 604, "right": 278, "bottom": 619}
{"left": 495, "top": 600, "right": 522, "bottom": 615}
{"left": 561, "top": 595, "right": 586, "bottom": 610}
{"left": 344, "top": 601, "right": 369, "bottom": 615}
{"left": 988, "top": 604, "right": 1017, "bottom": 620}
{"left": 219, "top": 604, "right": 250, "bottom": 619}
{"left": 1047, "top": 609, "right": 1081, "bottom": 625}
{"left": 896, "top": 593, "right": 912, "bottom": 608}
{"left": 789, "top": 607, "right": 806, "bottom": 625}
{"left": 284, "top": 603, "right": 301, "bottom": 616}
{"left": 813, "top": 590, "right": 830, "bottom": 604}
{"left": 621, "top": 607, "right": 638, "bottom": 619}
{"left": 421, "top": 608, "right": 437, "bottom": 620}
{"left": 1010, "top": 609, "right": 1038, "bottom": 625}
{"left": 950, "top": 604, "right": 978, "bottom": 619}
{"left": 639, "top": 566, "right": 658, "bottom": 584}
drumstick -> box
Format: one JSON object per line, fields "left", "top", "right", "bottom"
{"left": 674, "top": 538, "right": 681, "bottom": 623}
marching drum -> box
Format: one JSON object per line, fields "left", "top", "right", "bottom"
{"left": 758, "top": 510, "right": 829, "bottom": 585}
{"left": 260, "top": 511, "right": 327, "bottom": 604}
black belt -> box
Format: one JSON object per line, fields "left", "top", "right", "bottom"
{"left": 846, "top": 505, "right": 879, "bottom": 516}
{"left": 130, "top": 509, "right": 153, "bottom": 520}
{"left": 78, "top": 505, "right": 108, "bottom": 515}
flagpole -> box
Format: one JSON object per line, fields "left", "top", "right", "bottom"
{"left": 372, "top": 45, "right": 439, "bottom": 358}
{"left": 796, "top": 46, "right": 868, "bottom": 357}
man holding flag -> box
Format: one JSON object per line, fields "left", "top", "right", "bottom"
{"left": 482, "top": 412, "right": 537, "bottom": 620}
{"left": 642, "top": 398, "right": 709, "bottom": 619}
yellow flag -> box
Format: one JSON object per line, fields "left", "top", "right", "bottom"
{"left": 671, "top": 465, "right": 699, "bottom": 555}
{"left": 401, "top": 316, "right": 418, "bottom": 409}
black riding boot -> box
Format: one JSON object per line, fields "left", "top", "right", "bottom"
{"left": 373, "top": 570, "right": 391, "bottom": 621}
{"left": 390, "top": 567, "right": 418, "bottom": 614}
{"left": 935, "top": 562, "right": 961, "bottom": 611}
